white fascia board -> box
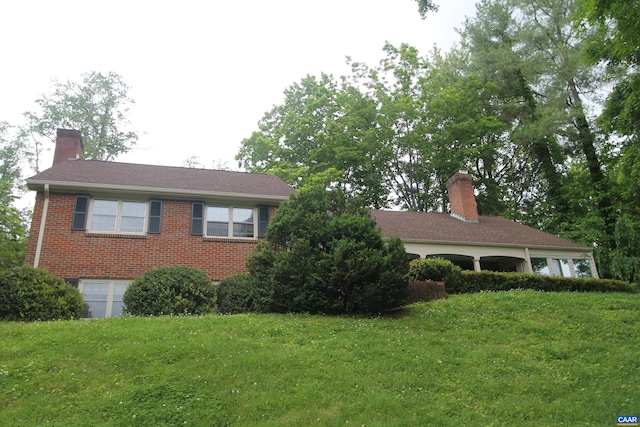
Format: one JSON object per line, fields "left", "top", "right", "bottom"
{"left": 398, "top": 237, "right": 591, "bottom": 253}
{"left": 26, "top": 180, "right": 291, "bottom": 204}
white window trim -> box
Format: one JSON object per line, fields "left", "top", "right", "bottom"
{"left": 78, "top": 279, "right": 131, "bottom": 318}
{"left": 204, "top": 206, "right": 256, "bottom": 239}
{"left": 529, "top": 256, "right": 593, "bottom": 278}
{"left": 87, "top": 199, "right": 148, "bottom": 234}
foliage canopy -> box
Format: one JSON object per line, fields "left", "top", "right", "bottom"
{"left": 0, "top": 122, "right": 28, "bottom": 272}
{"left": 24, "top": 71, "right": 138, "bottom": 169}
{"left": 238, "top": 0, "right": 640, "bottom": 284}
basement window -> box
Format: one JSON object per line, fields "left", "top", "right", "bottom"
{"left": 78, "top": 280, "right": 130, "bottom": 318}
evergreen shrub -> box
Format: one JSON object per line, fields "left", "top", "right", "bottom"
{"left": 0, "top": 266, "right": 83, "bottom": 321}
{"left": 408, "top": 257, "right": 463, "bottom": 291}
{"left": 216, "top": 273, "right": 256, "bottom": 314}
{"left": 123, "top": 266, "right": 216, "bottom": 316}
{"left": 247, "top": 186, "right": 408, "bottom": 314}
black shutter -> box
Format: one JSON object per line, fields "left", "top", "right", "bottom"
{"left": 257, "top": 205, "right": 270, "bottom": 238}
{"left": 148, "top": 199, "right": 162, "bottom": 234}
{"left": 64, "top": 278, "right": 79, "bottom": 288}
{"left": 191, "top": 202, "right": 204, "bottom": 235}
{"left": 71, "top": 195, "right": 90, "bottom": 230}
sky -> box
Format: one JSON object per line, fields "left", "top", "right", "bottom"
{"left": 1, "top": 0, "right": 478, "bottom": 171}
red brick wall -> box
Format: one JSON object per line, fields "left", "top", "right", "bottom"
{"left": 446, "top": 172, "right": 479, "bottom": 222}
{"left": 25, "top": 192, "right": 273, "bottom": 281}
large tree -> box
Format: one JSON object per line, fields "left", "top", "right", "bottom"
{"left": 24, "top": 71, "right": 138, "bottom": 170}
{"left": 580, "top": 0, "right": 640, "bottom": 283}
{"left": 458, "top": 0, "right": 640, "bottom": 281}
{"left": 238, "top": 43, "right": 535, "bottom": 215}
{"left": 0, "top": 122, "right": 28, "bottom": 271}
{"left": 240, "top": 0, "right": 636, "bottom": 281}
{"left": 237, "top": 73, "right": 388, "bottom": 207}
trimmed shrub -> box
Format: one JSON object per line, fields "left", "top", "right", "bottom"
{"left": 408, "top": 258, "right": 463, "bottom": 292}
{"left": 123, "top": 266, "right": 216, "bottom": 316}
{"left": 457, "top": 270, "right": 638, "bottom": 294}
{"left": 0, "top": 266, "right": 83, "bottom": 321}
{"left": 216, "top": 273, "right": 256, "bottom": 314}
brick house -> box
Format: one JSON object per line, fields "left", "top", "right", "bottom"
{"left": 25, "top": 130, "right": 294, "bottom": 318}
{"left": 25, "top": 129, "right": 597, "bottom": 318}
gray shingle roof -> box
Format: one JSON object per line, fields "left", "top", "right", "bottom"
{"left": 372, "top": 209, "right": 588, "bottom": 250}
{"left": 27, "top": 160, "right": 295, "bottom": 200}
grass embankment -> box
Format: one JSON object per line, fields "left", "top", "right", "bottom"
{"left": 1, "top": 290, "right": 638, "bottom": 426}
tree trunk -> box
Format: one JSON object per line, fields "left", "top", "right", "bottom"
{"left": 567, "top": 78, "right": 615, "bottom": 245}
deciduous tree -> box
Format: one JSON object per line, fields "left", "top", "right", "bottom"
{"left": 415, "top": 0, "right": 439, "bottom": 18}
{"left": 0, "top": 122, "right": 28, "bottom": 271}
{"left": 24, "top": 71, "right": 138, "bottom": 170}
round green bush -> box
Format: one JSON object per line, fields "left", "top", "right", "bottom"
{"left": 408, "top": 257, "right": 463, "bottom": 292}
{"left": 0, "top": 266, "right": 83, "bottom": 321}
{"left": 216, "top": 273, "right": 257, "bottom": 314}
{"left": 123, "top": 266, "right": 216, "bottom": 316}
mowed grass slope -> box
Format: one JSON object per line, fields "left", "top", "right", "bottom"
{"left": 1, "top": 290, "right": 638, "bottom": 426}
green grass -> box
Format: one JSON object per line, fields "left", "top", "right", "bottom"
{"left": 1, "top": 290, "right": 639, "bottom": 426}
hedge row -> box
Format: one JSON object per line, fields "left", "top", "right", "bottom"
{"left": 454, "top": 270, "right": 638, "bottom": 294}
{"left": 408, "top": 257, "right": 637, "bottom": 295}
{"left": 3, "top": 261, "right": 636, "bottom": 322}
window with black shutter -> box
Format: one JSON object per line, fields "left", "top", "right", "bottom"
{"left": 191, "top": 202, "right": 204, "bottom": 235}
{"left": 148, "top": 199, "right": 163, "bottom": 234}
{"left": 258, "top": 205, "right": 270, "bottom": 238}
{"left": 71, "top": 195, "right": 90, "bottom": 230}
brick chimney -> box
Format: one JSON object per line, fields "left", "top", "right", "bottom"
{"left": 446, "top": 170, "right": 479, "bottom": 222}
{"left": 53, "top": 129, "right": 83, "bottom": 166}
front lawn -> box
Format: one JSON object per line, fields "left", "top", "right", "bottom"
{"left": 1, "top": 290, "right": 638, "bottom": 426}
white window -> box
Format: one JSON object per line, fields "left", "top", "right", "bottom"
{"left": 573, "top": 259, "right": 593, "bottom": 278}
{"left": 206, "top": 206, "right": 255, "bottom": 238}
{"left": 79, "top": 280, "right": 130, "bottom": 318}
{"left": 530, "top": 257, "right": 593, "bottom": 278}
{"left": 551, "top": 258, "right": 572, "bottom": 277}
{"left": 89, "top": 200, "right": 146, "bottom": 233}
{"left": 530, "top": 258, "right": 550, "bottom": 275}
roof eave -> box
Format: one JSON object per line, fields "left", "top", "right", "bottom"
{"left": 26, "top": 179, "right": 292, "bottom": 203}
{"left": 396, "top": 237, "right": 590, "bottom": 252}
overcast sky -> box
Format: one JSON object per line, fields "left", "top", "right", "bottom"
{"left": 1, "top": 0, "right": 478, "bottom": 171}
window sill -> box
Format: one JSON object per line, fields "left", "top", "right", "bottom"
{"left": 85, "top": 232, "right": 147, "bottom": 240}
{"left": 202, "top": 236, "right": 259, "bottom": 244}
